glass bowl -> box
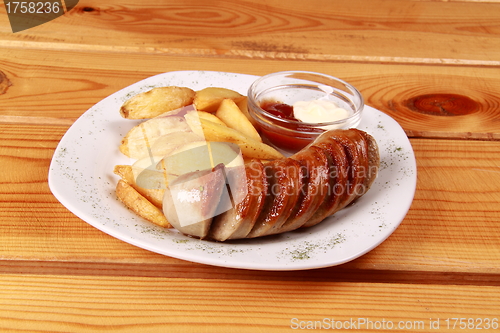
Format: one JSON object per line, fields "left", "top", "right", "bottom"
{"left": 247, "top": 71, "right": 364, "bottom": 152}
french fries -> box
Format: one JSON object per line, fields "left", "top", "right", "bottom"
{"left": 114, "top": 165, "right": 165, "bottom": 209}
{"left": 193, "top": 87, "right": 245, "bottom": 112}
{"left": 115, "top": 179, "right": 171, "bottom": 228}
{"left": 196, "top": 110, "right": 227, "bottom": 127}
{"left": 184, "top": 110, "right": 227, "bottom": 138}
{"left": 115, "top": 84, "right": 283, "bottom": 228}
{"left": 159, "top": 140, "right": 244, "bottom": 184}
{"left": 120, "top": 86, "right": 195, "bottom": 119}
{"left": 199, "top": 118, "right": 283, "bottom": 160}
{"left": 235, "top": 97, "right": 258, "bottom": 127}
{"left": 216, "top": 99, "right": 261, "bottom": 142}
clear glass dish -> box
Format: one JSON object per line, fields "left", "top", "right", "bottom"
{"left": 247, "top": 71, "right": 364, "bottom": 151}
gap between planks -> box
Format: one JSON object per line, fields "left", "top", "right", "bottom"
{"left": 2, "top": 40, "right": 500, "bottom": 68}
{"left": 1, "top": 260, "right": 499, "bottom": 287}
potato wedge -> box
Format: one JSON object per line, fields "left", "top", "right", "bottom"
{"left": 183, "top": 110, "right": 226, "bottom": 139}
{"left": 199, "top": 118, "right": 283, "bottom": 160}
{"left": 160, "top": 140, "right": 245, "bottom": 184}
{"left": 236, "top": 97, "right": 258, "bottom": 127}
{"left": 120, "top": 86, "right": 195, "bottom": 119}
{"left": 114, "top": 165, "right": 165, "bottom": 209}
{"left": 150, "top": 131, "right": 203, "bottom": 157}
{"left": 196, "top": 111, "right": 227, "bottom": 127}
{"left": 115, "top": 179, "right": 171, "bottom": 228}
{"left": 194, "top": 87, "right": 245, "bottom": 112}
{"left": 132, "top": 156, "right": 168, "bottom": 190}
{"left": 161, "top": 141, "right": 211, "bottom": 184}
{"left": 119, "top": 115, "right": 191, "bottom": 159}
{"left": 216, "top": 99, "right": 261, "bottom": 142}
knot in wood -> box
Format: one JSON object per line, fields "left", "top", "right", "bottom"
{"left": 0, "top": 71, "right": 12, "bottom": 95}
{"left": 406, "top": 94, "right": 478, "bottom": 116}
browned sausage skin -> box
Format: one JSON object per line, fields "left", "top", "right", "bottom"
{"left": 164, "top": 129, "right": 379, "bottom": 240}
{"left": 226, "top": 160, "right": 268, "bottom": 240}
{"left": 246, "top": 158, "right": 302, "bottom": 238}
{"left": 277, "top": 146, "right": 330, "bottom": 233}
{"left": 302, "top": 137, "right": 349, "bottom": 228}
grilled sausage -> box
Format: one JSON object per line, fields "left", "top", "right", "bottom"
{"left": 163, "top": 128, "right": 380, "bottom": 241}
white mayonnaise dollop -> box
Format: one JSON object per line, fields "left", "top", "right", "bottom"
{"left": 293, "top": 100, "right": 349, "bottom": 129}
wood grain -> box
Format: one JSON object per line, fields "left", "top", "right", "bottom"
{"left": 1, "top": 0, "right": 499, "bottom": 329}
{"left": 0, "top": 274, "right": 498, "bottom": 332}
{"left": 1, "top": 49, "right": 500, "bottom": 139}
{"left": 1, "top": 259, "right": 500, "bottom": 287}
{"left": 1, "top": 0, "right": 499, "bottom": 64}
{"left": 1, "top": 124, "right": 499, "bottom": 276}
{"left": 370, "top": 138, "right": 500, "bottom": 272}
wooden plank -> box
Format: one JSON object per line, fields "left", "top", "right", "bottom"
{"left": 1, "top": 49, "right": 500, "bottom": 138}
{"left": 411, "top": 0, "right": 500, "bottom": 3}
{"left": 1, "top": 124, "right": 499, "bottom": 275}
{"left": 1, "top": 260, "right": 500, "bottom": 287}
{"left": 0, "top": 0, "right": 499, "bottom": 64}
{"left": 0, "top": 1, "right": 498, "bottom": 328}
{"left": 0, "top": 274, "right": 499, "bottom": 332}
{"left": 359, "top": 138, "right": 500, "bottom": 272}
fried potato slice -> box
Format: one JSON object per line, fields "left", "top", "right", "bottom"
{"left": 132, "top": 156, "right": 167, "bottom": 189}
{"left": 183, "top": 110, "right": 227, "bottom": 139}
{"left": 199, "top": 118, "right": 283, "bottom": 160}
{"left": 149, "top": 131, "right": 203, "bottom": 158}
{"left": 194, "top": 87, "right": 245, "bottom": 113}
{"left": 114, "top": 165, "right": 165, "bottom": 209}
{"left": 235, "top": 97, "right": 258, "bottom": 127}
{"left": 216, "top": 99, "right": 261, "bottom": 142}
{"left": 159, "top": 140, "right": 245, "bottom": 184}
{"left": 196, "top": 110, "right": 227, "bottom": 127}
{"left": 114, "top": 164, "right": 135, "bottom": 183}
{"left": 119, "top": 115, "right": 191, "bottom": 159}
{"left": 120, "top": 86, "right": 195, "bottom": 119}
{"left": 115, "top": 179, "right": 171, "bottom": 228}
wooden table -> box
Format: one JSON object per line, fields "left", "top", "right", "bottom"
{"left": 1, "top": 0, "right": 500, "bottom": 331}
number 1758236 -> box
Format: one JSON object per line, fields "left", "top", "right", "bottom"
{"left": 5, "top": 2, "right": 61, "bottom": 14}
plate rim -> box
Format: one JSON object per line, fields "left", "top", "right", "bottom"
{"left": 48, "top": 70, "right": 417, "bottom": 271}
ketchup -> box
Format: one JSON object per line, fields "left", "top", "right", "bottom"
{"left": 260, "top": 101, "right": 298, "bottom": 121}
{"left": 259, "top": 101, "right": 323, "bottom": 151}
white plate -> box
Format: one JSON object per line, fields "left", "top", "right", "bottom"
{"left": 48, "top": 71, "right": 416, "bottom": 271}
